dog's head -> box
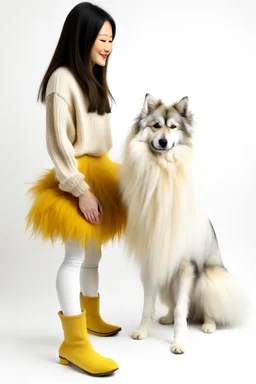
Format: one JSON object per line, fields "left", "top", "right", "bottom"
{"left": 134, "top": 94, "right": 194, "bottom": 154}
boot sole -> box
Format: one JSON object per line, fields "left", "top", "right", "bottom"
{"left": 87, "top": 327, "right": 121, "bottom": 337}
{"left": 59, "top": 356, "right": 119, "bottom": 376}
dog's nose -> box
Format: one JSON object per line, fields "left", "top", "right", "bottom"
{"left": 159, "top": 138, "right": 168, "bottom": 148}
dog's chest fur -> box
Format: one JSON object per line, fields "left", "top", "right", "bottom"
{"left": 120, "top": 141, "right": 208, "bottom": 284}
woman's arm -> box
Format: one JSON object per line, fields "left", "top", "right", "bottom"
{"left": 46, "top": 93, "right": 89, "bottom": 197}
{"left": 46, "top": 93, "right": 102, "bottom": 224}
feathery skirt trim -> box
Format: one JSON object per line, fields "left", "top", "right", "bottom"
{"left": 26, "top": 154, "right": 127, "bottom": 248}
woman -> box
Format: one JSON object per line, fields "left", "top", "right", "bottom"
{"left": 26, "top": 2, "right": 126, "bottom": 376}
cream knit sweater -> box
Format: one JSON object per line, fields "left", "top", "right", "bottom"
{"left": 45, "top": 67, "right": 113, "bottom": 197}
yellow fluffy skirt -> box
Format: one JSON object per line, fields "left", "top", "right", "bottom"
{"left": 26, "top": 154, "right": 127, "bottom": 248}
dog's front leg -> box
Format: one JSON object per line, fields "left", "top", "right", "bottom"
{"left": 172, "top": 260, "right": 194, "bottom": 354}
{"left": 132, "top": 279, "right": 157, "bottom": 340}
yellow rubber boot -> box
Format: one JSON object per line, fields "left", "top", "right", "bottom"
{"left": 80, "top": 293, "right": 121, "bottom": 337}
{"left": 58, "top": 311, "right": 119, "bottom": 376}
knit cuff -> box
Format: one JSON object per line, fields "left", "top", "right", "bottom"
{"left": 59, "top": 176, "right": 90, "bottom": 197}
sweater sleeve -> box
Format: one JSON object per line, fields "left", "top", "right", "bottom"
{"left": 46, "top": 93, "right": 90, "bottom": 197}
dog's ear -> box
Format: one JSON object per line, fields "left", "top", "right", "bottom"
{"left": 142, "top": 93, "right": 158, "bottom": 115}
{"left": 175, "top": 96, "right": 189, "bottom": 117}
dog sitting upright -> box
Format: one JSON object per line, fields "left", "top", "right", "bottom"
{"left": 119, "top": 94, "right": 248, "bottom": 354}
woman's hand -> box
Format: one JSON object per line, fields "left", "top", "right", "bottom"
{"left": 78, "top": 189, "right": 103, "bottom": 224}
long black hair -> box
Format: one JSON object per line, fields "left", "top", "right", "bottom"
{"left": 38, "top": 2, "right": 116, "bottom": 115}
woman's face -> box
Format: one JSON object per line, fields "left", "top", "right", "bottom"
{"left": 90, "top": 21, "right": 113, "bottom": 66}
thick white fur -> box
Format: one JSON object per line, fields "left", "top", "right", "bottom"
{"left": 120, "top": 127, "right": 209, "bottom": 285}
{"left": 120, "top": 120, "right": 248, "bottom": 353}
{"left": 191, "top": 266, "right": 248, "bottom": 326}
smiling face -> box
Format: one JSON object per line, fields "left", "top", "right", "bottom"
{"left": 135, "top": 94, "right": 194, "bottom": 154}
{"left": 90, "top": 21, "right": 113, "bottom": 66}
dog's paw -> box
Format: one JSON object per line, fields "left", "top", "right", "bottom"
{"left": 158, "top": 315, "right": 174, "bottom": 325}
{"left": 132, "top": 329, "right": 148, "bottom": 340}
{"left": 202, "top": 323, "right": 216, "bottom": 334}
{"left": 171, "top": 343, "right": 185, "bottom": 354}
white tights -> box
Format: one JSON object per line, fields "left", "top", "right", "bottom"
{"left": 56, "top": 240, "right": 101, "bottom": 315}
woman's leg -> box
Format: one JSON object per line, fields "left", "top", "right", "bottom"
{"left": 80, "top": 240, "right": 121, "bottom": 336}
{"left": 56, "top": 240, "right": 118, "bottom": 375}
{"left": 80, "top": 240, "right": 102, "bottom": 297}
{"left": 56, "top": 241, "right": 84, "bottom": 315}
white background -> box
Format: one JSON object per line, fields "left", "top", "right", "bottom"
{"left": 1, "top": 0, "right": 256, "bottom": 383}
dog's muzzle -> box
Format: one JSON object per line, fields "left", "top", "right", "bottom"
{"left": 151, "top": 139, "right": 175, "bottom": 152}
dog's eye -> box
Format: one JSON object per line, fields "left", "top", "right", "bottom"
{"left": 170, "top": 124, "right": 177, "bottom": 129}
{"left": 153, "top": 122, "right": 161, "bottom": 128}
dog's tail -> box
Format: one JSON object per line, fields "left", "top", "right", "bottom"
{"left": 194, "top": 265, "right": 249, "bottom": 326}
